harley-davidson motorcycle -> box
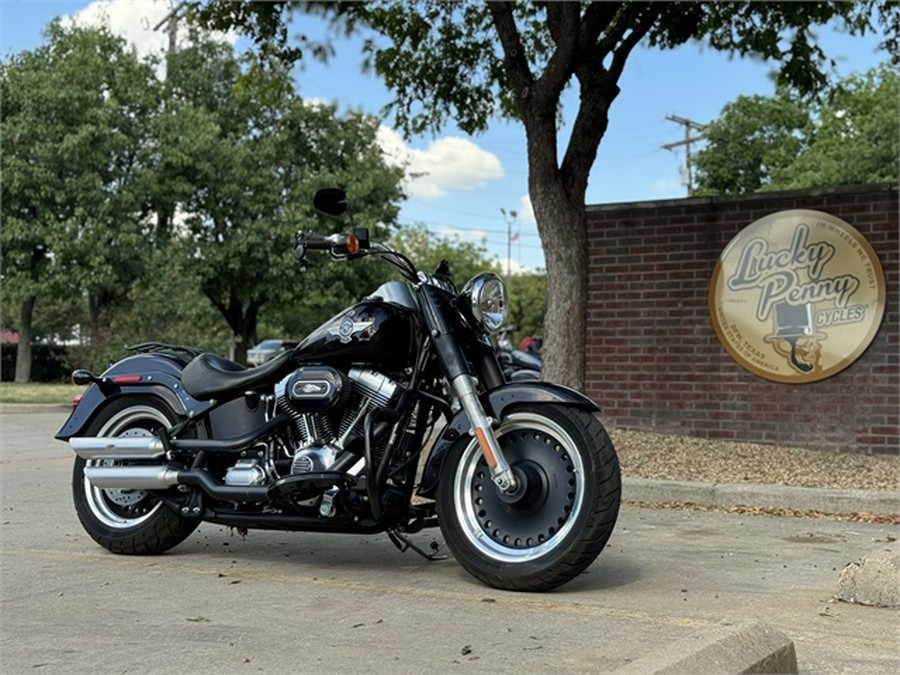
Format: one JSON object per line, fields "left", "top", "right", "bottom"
{"left": 56, "top": 188, "right": 621, "bottom": 591}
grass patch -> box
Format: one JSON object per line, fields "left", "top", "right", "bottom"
{"left": 0, "top": 382, "right": 85, "bottom": 404}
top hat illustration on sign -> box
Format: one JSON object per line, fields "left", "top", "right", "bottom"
{"left": 765, "top": 302, "right": 825, "bottom": 373}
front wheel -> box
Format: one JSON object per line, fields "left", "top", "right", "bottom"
{"left": 436, "top": 404, "right": 620, "bottom": 591}
{"left": 72, "top": 397, "right": 198, "bottom": 555}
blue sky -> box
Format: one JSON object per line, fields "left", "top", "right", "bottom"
{"left": 2, "top": 0, "right": 889, "bottom": 272}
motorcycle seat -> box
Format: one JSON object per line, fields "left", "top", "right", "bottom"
{"left": 182, "top": 350, "right": 293, "bottom": 401}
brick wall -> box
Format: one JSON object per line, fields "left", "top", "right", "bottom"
{"left": 585, "top": 183, "right": 898, "bottom": 456}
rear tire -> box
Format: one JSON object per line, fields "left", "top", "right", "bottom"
{"left": 436, "top": 404, "right": 620, "bottom": 591}
{"left": 72, "top": 397, "right": 198, "bottom": 555}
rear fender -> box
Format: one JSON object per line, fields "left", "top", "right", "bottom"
{"left": 417, "top": 382, "right": 600, "bottom": 498}
{"left": 55, "top": 354, "right": 210, "bottom": 441}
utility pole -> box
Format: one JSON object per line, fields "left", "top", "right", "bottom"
{"left": 662, "top": 114, "right": 707, "bottom": 195}
{"left": 500, "top": 208, "right": 518, "bottom": 277}
{"left": 152, "top": 1, "right": 189, "bottom": 75}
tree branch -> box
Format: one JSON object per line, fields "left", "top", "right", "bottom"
{"left": 560, "top": 5, "right": 665, "bottom": 197}
{"left": 486, "top": 1, "right": 534, "bottom": 108}
{"left": 579, "top": 2, "right": 623, "bottom": 53}
{"left": 608, "top": 6, "right": 665, "bottom": 81}
{"left": 542, "top": 1, "right": 581, "bottom": 83}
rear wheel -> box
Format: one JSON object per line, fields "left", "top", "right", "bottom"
{"left": 72, "top": 397, "right": 198, "bottom": 554}
{"left": 436, "top": 404, "right": 620, "bottom": 591}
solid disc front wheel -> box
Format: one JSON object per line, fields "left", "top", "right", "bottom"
{"left": 436, "top": 404, "right": 620, "bottom": 591}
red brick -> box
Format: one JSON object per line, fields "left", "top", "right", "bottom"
{"left": 586, "top": 183, "right": 899, "bottom": 456}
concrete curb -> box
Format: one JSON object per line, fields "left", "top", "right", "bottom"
{"left": 616, "top": 619, "right": 798, "bottom": 674}
{"left": 623, "top": 476, "right": 900, "bottom": 517}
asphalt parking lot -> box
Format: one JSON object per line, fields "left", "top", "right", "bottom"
{"left": 1, "top": 411, "right": 898, "bottom": 673}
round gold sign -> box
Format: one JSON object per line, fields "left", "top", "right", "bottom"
{"left": 709, "top": 209, "right": 885, "bottom": 383}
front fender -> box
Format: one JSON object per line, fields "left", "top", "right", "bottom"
{"left": 417, "top": 382, "right": 600, "bottom": 498}
{"left": 54, "top": 354, "right": 209, "bottom": 441}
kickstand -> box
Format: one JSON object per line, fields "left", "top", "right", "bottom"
{"left": 387, "top": 530, "right": 448, "bottom": 561}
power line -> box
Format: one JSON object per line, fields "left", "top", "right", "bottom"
{"left": 662, "top": 114, "right": 707, "bottom": 195}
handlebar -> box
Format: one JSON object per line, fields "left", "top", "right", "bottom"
{"left": 300, "top": 232, "right": 334, "bottom": 251}
{"left": 294, "top": 229, "right": 369, "bottom": 262}
{"left": 295, "top": 227, "right": 424, "bottom": 283}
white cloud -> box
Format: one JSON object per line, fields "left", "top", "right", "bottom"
{"left": 649, "top": 178, "right": 683, "bottom": 197}
{"left": 62, "top": 0, "right": 236, "bottom": 64}
{"left": 494, "top": 256, "right": 541, "bottom": 276}
{"left": 433, "top": 225, "right": 488, "bottom": 244}
{"left": 61, "top": 0, "right": 171, "bottom": 60}
{"left": 377, "top": 127, "right": 504, "bottom": 199}
{"left": 518, "top": 193, "right": 536, "bottom": 225}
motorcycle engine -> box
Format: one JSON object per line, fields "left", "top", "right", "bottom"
{"left": 274, "top": 366, "right": 401, "bottom": 474}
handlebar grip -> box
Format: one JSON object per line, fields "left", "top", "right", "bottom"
{"left": 295, "top": 231, "right": 363, "bottom": 263}
{"left": 301, "top": 232, "right": 333, "bottom": 250}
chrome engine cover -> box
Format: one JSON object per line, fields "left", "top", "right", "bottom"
{"left": 275, "top": 368, "right": 403, "bottom": 475}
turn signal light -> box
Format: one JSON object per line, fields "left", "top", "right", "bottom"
{"left": 346, "top": 234, "right": 360, "bottom": 255}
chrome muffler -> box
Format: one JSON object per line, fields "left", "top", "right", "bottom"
{"left": 80, "top": 465, "right": 270, "bottom": 502}
{"left": 70, "top": 436, "right": 166, "bottom": 460}
{"left": 82, "top": 466, "right": 180, "bottom": 490}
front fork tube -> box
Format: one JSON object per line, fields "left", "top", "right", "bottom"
{"left": 418, "top": 284, "right": 517, "bottom": 494}
{"left": 451, "top": 374, "right": 518, "bottom": 493}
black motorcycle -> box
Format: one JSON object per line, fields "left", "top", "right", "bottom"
{"left": 56, "top": 188, "right": 621, "bottom": 591}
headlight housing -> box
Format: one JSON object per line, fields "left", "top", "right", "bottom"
{"left": 460, "top": 273, "right": 509, "bottom": 334}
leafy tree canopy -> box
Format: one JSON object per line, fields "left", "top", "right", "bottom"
{"left": 158, "top": 37, "right": 406, "bottom": 362}
{"left": 1, "top": 21, "right": 162, "bottom": 378}
{"left": 693, "top": 62, "right": 899, "bottom": 195}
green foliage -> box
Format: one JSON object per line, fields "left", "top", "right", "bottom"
{"left": 505, "top": 273, "right": 547, "bottom": 347}
{"left": 777, "top": 63, "right": 899, "bottom": 189}
{"left": 384, "top": 223, "right": 546, "bottom": 344}
{"left": 646, "top": 3, "right": 892, "bottom": 94}
{"left": 0, "top": 344, "right": 71, "bottom": 383}
{"left": 693, "top": 63, "right": 898, "bottom": 194}
{"left": 691, "top": 90, "right": 809, "bottom": 195}
{"left": 1, "top": 21, "right": 406, "bottom": 373}
{"left": 192, "top": 1, "right": 898, "bottom": 136}
{"left": 151, "top": 38, "right": 405, "bottom": 361}
{"left": 1, "top": 21, "right": 165, "bottom": 378}
{"left": 388, "top": 223, "right": 496, "bottom": 283}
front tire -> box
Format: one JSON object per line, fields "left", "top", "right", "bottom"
{"left": 436, "top": 404, "right": 620, "bottom": 591}
{"left": 72, "top": 397, "right": 198, "bottom": 555}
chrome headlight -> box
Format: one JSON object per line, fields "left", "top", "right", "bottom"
{"left": 461, "top": 273, "right": 508, "bottom": 334}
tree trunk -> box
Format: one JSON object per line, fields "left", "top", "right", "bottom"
{"left": 233, "top": 326, "right": 255, "bottom": 366}
{"left": 520, "top": 88, "right": 591, "bottom": 392}
{"left": 233, "top": 298, "right": 263, "bottom": 365}
{"left": 531, "top": 181, "right": 588, "bottom": 391}
{"left": 208, "top": 290, "right": 263, "bottom": 365}
{"left": 14, "top": 296, "right": 36, "bottom": 383}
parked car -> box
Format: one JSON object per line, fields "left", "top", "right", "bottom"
{"left": 246, "top": 339, "right": 298, "bottom": 366}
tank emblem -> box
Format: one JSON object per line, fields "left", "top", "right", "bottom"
{"left": 330, "top": 317, "right": 375, "bottom": 344}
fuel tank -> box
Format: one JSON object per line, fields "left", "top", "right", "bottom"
{"left": 292, "top": 300, "right": 418, "bottom": 372}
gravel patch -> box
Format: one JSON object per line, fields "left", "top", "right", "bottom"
{"left": 610, "top": 428, "right": 900, "bottom": 492}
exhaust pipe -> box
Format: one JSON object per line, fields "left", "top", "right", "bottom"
{"left": 70, "top": 436, "right": 166, "bottom": 460}
{"left": 81, "top": 465, "right": 271, "bottom": 502}
{"left": 83, "top": 466, "right": 180, "bottom": 490}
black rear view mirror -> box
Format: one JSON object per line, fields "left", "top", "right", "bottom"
{"left": 313, "top": 188, "right": 348, "bottom": 216}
